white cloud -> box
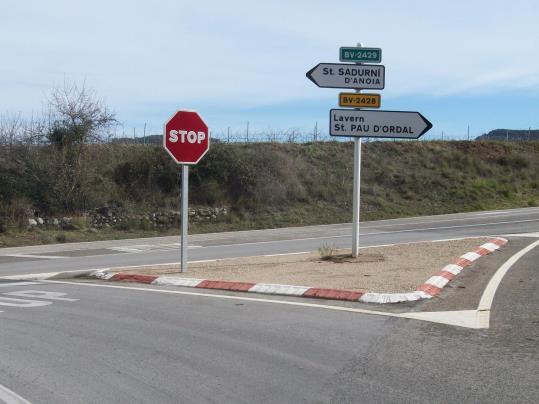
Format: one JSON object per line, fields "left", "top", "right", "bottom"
{"left": 0, "top": 0, "right": 537, "bottom": 125}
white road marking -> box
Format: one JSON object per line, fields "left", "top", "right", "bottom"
{"left": 263, "top": 252, "right": 310, "bottom": 257}
{"left": 0, "top": 208, "right": 536, "bottom": 259}
{"left": 0, "top": 296, "right": 52, "bottom": 308}
{"left": 42, "top": 233, "right": 538, "bottom": 330}
{"left": 472, "top": 211, "right": 507, "bottom": 216}
{"left": 0, "top": 282, "right": 40, "bottom": 288}
{"left": 401, "top": 310, "right": 484, "bottom": 329}
{"left": 1, "top": 272, "right": 63, "bottom": 281}
{"left": 0, "top": 289, "right": 77, "bottom": 313}
{"left": 203, "top": 218, "right": 539, "bottom": 249}
{"left": 478, "top": 239, "right": 539, "bottom": 314}
{"left": 109, "top": 244, "right": 202, "bottom": 253}
{"left": 3, "top": 254, "right": 66, "bottom": 259}
{"left": 0, "top": 383, "right": 32, "bottom": 404}
{"left": 406, "top": 239, "right": 539, "bottom": 329}
{"left": 109, "top": 247, "right": 144, "bottom": 252}
{"left": 502, "top": 232, "right": 539, "bottom": 238}
{"left": 3, "top": 290, "right": 79, "bottom": 302}
{"left": 44, "top": 279, "right": 405, "bottom": 318}
{"left": 40, "top": 280, "right": 496, "bottom": 329}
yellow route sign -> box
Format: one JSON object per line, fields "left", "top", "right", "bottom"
{"left": 339, "top": 93, "right": 381, "bottom": 108}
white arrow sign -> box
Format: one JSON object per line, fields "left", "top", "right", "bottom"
{"left": 306, "top": 63, "right": 385, "bottom": 89}
{"left": 330, "top": 109, "right": 432, "bottom": 139}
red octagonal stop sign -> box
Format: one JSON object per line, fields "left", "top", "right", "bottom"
{"left": 163, "top": 110, "right": 210, "bottom": 164}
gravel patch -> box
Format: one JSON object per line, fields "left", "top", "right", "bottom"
{"left": 114, "top": 238, "right": 491, "bottom": 293}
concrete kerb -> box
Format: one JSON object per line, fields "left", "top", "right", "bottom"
{"left": 0, "top": 269, "right": 96, "bottom": 281}
{"left": 1, "top": 238, "right": 508, "bottom": 304}
{"left": 0, "top": 263, "right": 181, "bottom": 282}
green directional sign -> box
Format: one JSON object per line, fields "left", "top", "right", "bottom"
{"left": 339, "top": 47, "right": 382, "bottom": 63}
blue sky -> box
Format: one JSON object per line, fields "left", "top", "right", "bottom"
{"left": 1, "top": 0, "right": 538, "bottom": 140}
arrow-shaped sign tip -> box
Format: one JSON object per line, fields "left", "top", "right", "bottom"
{"left": 305, "top": 65, "right": 318, "bottom": 85}
{"left": 419, "top": 113, "right": 433, "bottom": 136}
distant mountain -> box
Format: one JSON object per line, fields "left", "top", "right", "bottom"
{"left": 476, "top": 129, "right": 539, "bottom": 141}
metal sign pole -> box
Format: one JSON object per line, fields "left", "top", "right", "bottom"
{"left": 352, "top": 138, "right": 361, "bottom": 257}
{"left": 180, "top": 164, "right": 188, "bottom": 272}
{"left": 351, "top": 42, "right": 363, "bottom": 258}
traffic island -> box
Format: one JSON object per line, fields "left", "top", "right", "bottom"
{"left": 85, "top": 237, "right": 507, "bottom": 303}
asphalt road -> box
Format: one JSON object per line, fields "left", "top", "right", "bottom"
{"left": 1, "top": 207, "right": 539, "bottom": 277}
{"left": 0, "top": 240, "right": 537, "bottom": 403}
{"left": 1, "top": 207, "right": 538, "bottom": 403}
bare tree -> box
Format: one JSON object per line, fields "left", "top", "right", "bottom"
{"left": 39, "top": 81, "right": 116, "bottom": 211}
{"left": 0, "top": 112, "right": 24, "bottom": 148}
{"left": 46, "top": 81, "right": 116, "bottom": 147}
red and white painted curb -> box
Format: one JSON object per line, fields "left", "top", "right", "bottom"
{"left": 87, "top": 237, "right": 508, "bottom": 304}
{"left": 360, "top": 237, "right": 507, "bottom": 303}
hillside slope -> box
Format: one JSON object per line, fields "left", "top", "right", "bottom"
{"left": 1, "top": 140, "right": 538, "bottom": 245}
{"left": 476, "top": 129, "right": 539, "bottom": 141}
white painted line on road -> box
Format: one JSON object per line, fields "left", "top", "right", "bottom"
{"left": 109, "top": 244, "right": 202, "bottom": 253}
{"left": 478, "top": 239, "right": 539, "bottom": 315}
{"left": 401, "top": 310, "right": 484, "bottom": 329}
{"left": 0, "top": 282, "right": 40, "bottom": 288}
{"left": 45, "top": 279, "right": 506, "bottom": 329}
{"left": 109, "top": 247, "right": 144, "bottom": 252}
{"left": 199, "top": 218, "right": 539, "bottom": 249}
{"left": 1, "top": 207, "right": 536, "bottom": 257}
{"left": 3, "top": 254, "right": 67, "bottom": 259}
{"left": 0, "top": 296, "right": 52, "bottom": 308}
{"left": 502, "top": 232, "right": 539, "bottom": 238}
{"left": 263, "top": 252, "right": 310, "bottom": 257}
{"left": 472, "top": 211, "right": 507, "bottom": 216}
{"left": 0, "top": 383, "right": 32, "bottom": 404}
{"left": 3, "top": 290, "right": 79, "bottom": 301}
{"left": 44, "top": 279, "right": 404, "bottom": 318}
{"left": 40, "top": 276, "right": 521, "bottom": 330}
{"left": 1, "top": 272, "right": 62, "bottom": 281}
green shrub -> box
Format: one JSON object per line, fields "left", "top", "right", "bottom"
{"left": 497, "top": 155, "right": 529, "bottom": 170}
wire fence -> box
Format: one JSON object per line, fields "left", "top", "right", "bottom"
{"left": 107, "top": 129, "right": 528, "bottom": 145}
{"left": 2, "top": 112, "right": 537, "bottom": 146}
{"left": 108, "top": 121, "right": 538, "bottom": 144}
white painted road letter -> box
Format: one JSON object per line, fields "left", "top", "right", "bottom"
{"left": 4, "top": 290, "right": 79, "bottom": 301}
{"left": 0, "top": 297, "right": 52, "bottom": 307}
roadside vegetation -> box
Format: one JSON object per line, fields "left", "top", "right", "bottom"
{"left": 2, "top": 139, "right": 538, "bottom": 247}
{"left": 1, "top": 84, "right": 538, "bottom": 247}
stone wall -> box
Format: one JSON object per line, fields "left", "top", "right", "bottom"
{"left": 27, "top": 206, "right": 228, "bottom": 230}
